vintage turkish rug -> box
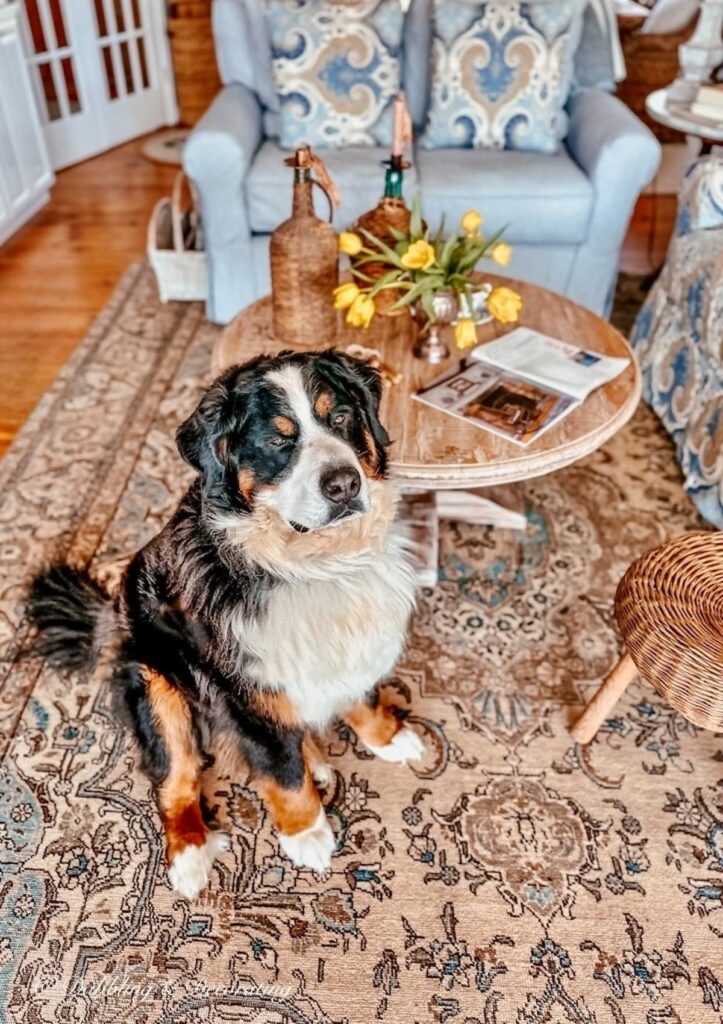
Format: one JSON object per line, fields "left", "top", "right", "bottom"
{"left": 1, "top": 263, "right": 721, "bottom": 1024}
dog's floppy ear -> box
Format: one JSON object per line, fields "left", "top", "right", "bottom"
{"left": 176, "top": 373, "right": 240, "bottom": 495}
{"left": 323, "top": 350, "right": 390, "bottom": 450}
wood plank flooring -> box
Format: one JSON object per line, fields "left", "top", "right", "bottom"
{"left": 0, "top": 136, "right": 676, "bottom": 458}
{"left": 0, "top": 138, "right": 175, "bottom": 457}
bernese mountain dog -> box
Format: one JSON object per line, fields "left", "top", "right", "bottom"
{"left": 27, "top": 349, "right": 423, "bottom": 900}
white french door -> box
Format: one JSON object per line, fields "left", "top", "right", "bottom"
{"left": 19, "top": 0, "right": 178, "bottom": 170}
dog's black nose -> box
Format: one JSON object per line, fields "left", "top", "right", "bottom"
{"left": 320, "top": 465, "right": 361, "bottom": 505}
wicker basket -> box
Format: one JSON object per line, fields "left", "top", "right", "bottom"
{"left": 616, "top": 14, "right": 698, "bottom": 144}
{"left": 147, "top": 173, "right": 207, "bottom": 303}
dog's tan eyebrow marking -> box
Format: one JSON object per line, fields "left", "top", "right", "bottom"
{"left": 314, "top": 392, "right": 332, "bottom": 418}
{"left": 238, "top": 467, "right": 255, "bottom": 501}
{"left": 273, "top": 415, "right": 295, "bottom": 437}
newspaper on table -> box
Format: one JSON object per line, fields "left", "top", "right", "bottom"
{"left": 413, "top": 327, "right": 630, "bottom": 448}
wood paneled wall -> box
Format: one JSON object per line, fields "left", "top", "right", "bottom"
{"left": 167, "top": 0, "right": 220, "bottom": 126}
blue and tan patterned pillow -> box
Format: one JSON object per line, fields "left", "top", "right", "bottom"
{"left": 266, "top": 0, "right": 404, "bottom": 150}
{"left": 420, "top": 0, "right": 584, "bottom": 153}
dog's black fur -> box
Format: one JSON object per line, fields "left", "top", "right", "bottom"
{"left": 28, "top": 349, "right": 392, "bottom": 796}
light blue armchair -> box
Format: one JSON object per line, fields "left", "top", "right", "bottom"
{"left": 184, "top": 0, "right": 661, "bottom": 325}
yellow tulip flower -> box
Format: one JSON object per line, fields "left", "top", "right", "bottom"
{"left": 461, "top": 210, "right": 483, "bottom": 237}
{"left": 487, "top": 286, "right": 522, "bottom": 324}
{"left": 400, "top": 239, "right": 436, "bottom": 271}
{"left": 491, "top": 242, "right": 513, "bottom": 266}
{"left": 454, "top": 317, "right": 478, "bottom": 350}
{"left": 333, "top": 282, "right": 360, "bottom": 310}
{"left": 338, "top": 231, "right": 363, "bottom": 257}
{"left": 346, "top": 292, "right": 375, "bottom": 328}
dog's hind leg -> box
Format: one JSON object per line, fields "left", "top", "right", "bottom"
{"left": 141, "top": 667, "right": 229, "bottom": 900}
{"left": 345, "top": 697, "right": 425, "bottom": 765}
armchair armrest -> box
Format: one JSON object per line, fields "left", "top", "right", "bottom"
{"left": 183, "top": 83, "right": 263, "bottom": 248}
{"left": 566, "top": 90, "right": 661, "bottom": 254}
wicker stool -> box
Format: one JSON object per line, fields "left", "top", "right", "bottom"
{"left": 571, "top": 531, "right": 723, "bottom": 744}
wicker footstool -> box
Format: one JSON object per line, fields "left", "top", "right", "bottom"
{"left": 571, "top": 532, "right": 723, "bottom": 744}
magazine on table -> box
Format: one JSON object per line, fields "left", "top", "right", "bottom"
{"left": 413, "top": 327, "right": 630, "bottom": 448}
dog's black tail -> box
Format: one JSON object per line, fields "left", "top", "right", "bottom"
{"left": 27, "top": 564, "right": 115, "bottom": 674}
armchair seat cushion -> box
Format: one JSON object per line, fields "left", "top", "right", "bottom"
{"left": 415, "top": 147, "right": 594, "bottom": 244}
{"left": 247, "top": 140, "right": 420, "bottom": 233}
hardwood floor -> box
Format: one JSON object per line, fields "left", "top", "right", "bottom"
{"left": 0, "top": 137, "right": 176, "bottom": 457}
{"left": 619, "top": 193, "right": 677, "bottom": 277}
{"left": 0, "top": 136, "right": 676, "bottom": 458}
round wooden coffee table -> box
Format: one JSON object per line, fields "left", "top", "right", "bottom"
{"left": 213, "top": 275, "right": 640, "bottom": 491}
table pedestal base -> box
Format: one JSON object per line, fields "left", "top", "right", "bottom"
{"left": 400, "top": 487, "right": 527, "bottom": 586}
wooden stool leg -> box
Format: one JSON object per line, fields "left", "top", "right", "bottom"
{"left": 571, "top": 651, "right": 638, "bottom": 745}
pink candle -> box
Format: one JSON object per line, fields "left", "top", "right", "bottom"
{"left": 392, "top": 92, "right": 410, "bottom": 157}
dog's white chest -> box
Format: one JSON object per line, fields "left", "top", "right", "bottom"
{"left": 236, "top": 546, "right": 416, "bottom": 728}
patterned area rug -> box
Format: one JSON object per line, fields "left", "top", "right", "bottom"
{"left": 1, "top": 264, "right": 721, "bottom": 1024}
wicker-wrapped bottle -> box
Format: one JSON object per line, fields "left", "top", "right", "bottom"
{"left": 270, "top": 146, "right": 340, "bottom": 347}
{"left": 354, "top": 94, "right": 413, "bottom": 316}
{"left": 354, "top": 156, "right": 412, "bottom": 317}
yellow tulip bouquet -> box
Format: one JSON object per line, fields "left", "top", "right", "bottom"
{"left": 333, "top": 201, "right": 522, "bottom": 349}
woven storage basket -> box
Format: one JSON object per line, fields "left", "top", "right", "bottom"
{"left": 616, "top": 15, "right": 697, "bottom": 144}
{"left": 148, "top": 173, "right": 207, "bottom": 303}
{"left": 615, "top": 531, "right": 723, "bottom": 730}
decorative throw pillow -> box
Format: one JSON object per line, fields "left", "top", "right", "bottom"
{"left": 420, "top": 0, "right": 585, "bottom": 153}
{"left": 267, "top": 0, "right": 404, "bottom": 149}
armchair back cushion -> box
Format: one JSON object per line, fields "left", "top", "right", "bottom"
{"left": 213, "top": 0, "right": 278, "bottom": 107}
{"left": 266, "top": 0, "right": 404, "bottom": 149}
{"left": 419, "top": 0, "right": 585, "bottom": 152}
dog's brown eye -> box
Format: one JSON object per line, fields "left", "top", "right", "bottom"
{"left": 270, "top": 435, "right": 289, "bottom": 448}
{"left": 332, "top": 410, "right": 351, "bottom": 428}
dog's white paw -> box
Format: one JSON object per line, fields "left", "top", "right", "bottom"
{"left": 312, "top": 761, "right": 335, "bottom": 790}
{"left": 168, "top": 831, "right": 230, "bottom": 900}
{"left": 365, "top": 725, "right": 425, "bottom": 764}
{"left": 277, "top": 807, "right": 336, "bottom": 873}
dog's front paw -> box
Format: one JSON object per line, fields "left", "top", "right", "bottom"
{"left": 277, "top": 807, "right": 336, "bottom": 873}
{"left": 365, "top": 725, "right": 425, "bottom": 764}
{"left": 168, "top": 831, "right": 230, "bottom": 900}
